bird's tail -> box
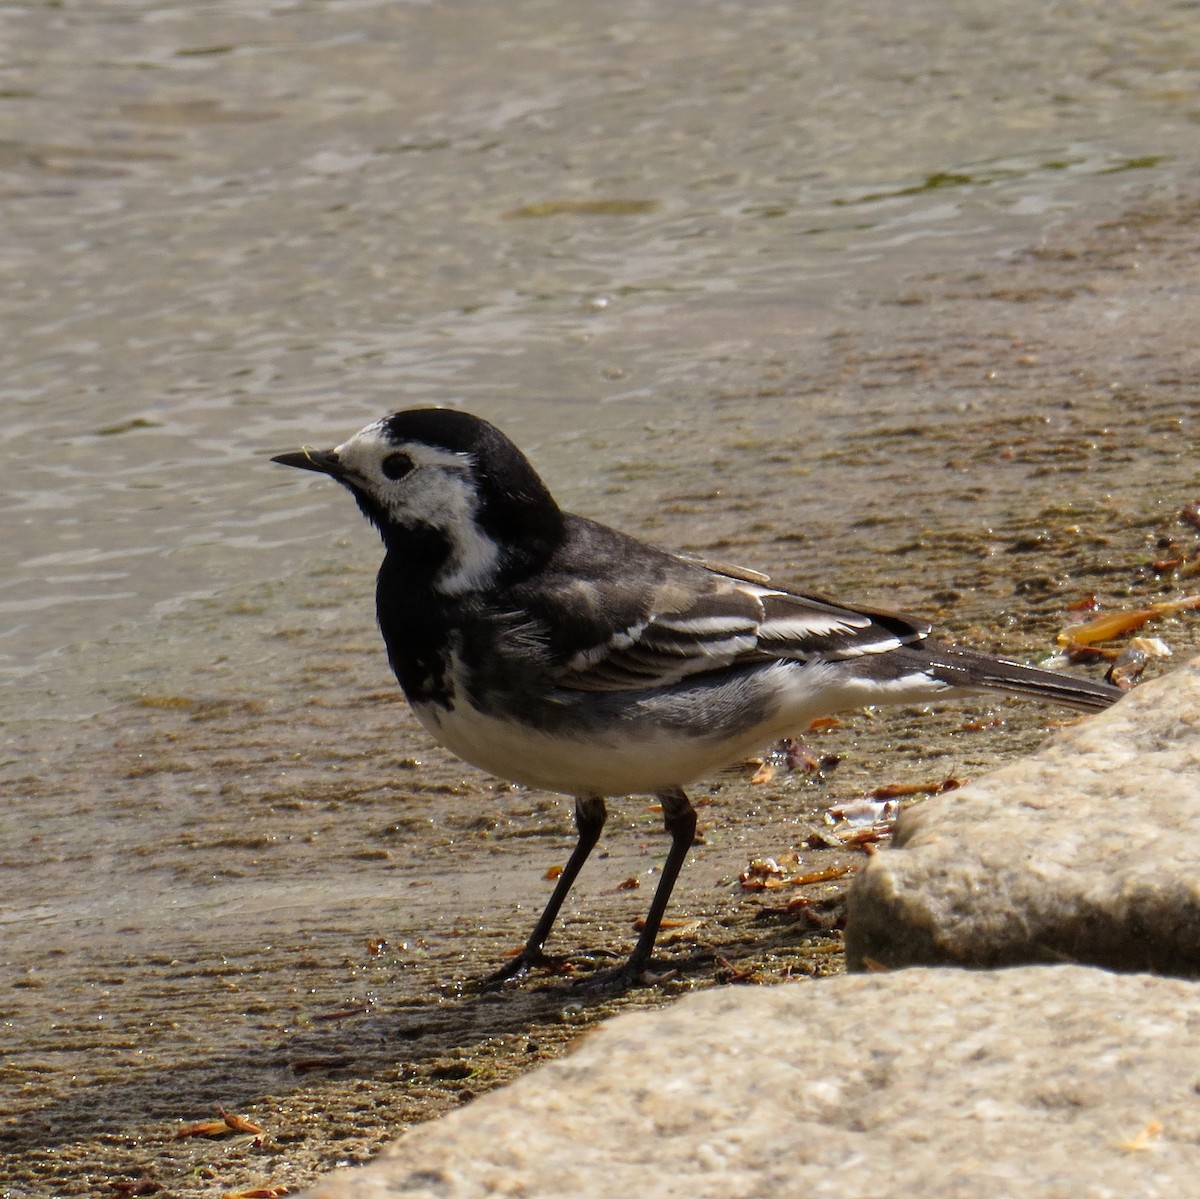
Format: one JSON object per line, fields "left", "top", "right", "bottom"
{"left": 920, "top": 641, "right": 1122, "bottom": 711}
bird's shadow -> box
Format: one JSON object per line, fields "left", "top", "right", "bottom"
{"left": 1, "top": 922, "right": 822, "bottom": 1160}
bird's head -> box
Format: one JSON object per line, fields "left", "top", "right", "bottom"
{"left": 272, "top": 408, "right": 564, "bottom": 592}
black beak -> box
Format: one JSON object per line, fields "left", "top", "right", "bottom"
{"left": 270, "top": 448, "right": 343, "bottom": 477}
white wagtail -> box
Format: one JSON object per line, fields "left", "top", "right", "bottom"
{"left": 272, "top": 408, "right": 1121, "bottom": 985}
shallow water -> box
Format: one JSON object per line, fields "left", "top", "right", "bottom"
{"left": 4, "top": 0, "right": 1200, "bottom": 690}
{"left": 4, "top": 3, "right": 1200, "bottom": 1196}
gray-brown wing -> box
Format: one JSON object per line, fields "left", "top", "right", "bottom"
{"left": 555, "top": 563, "right": 931, "bottom": 693}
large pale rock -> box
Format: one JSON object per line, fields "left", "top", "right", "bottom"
{"left": 304, "top": 967, "right": 1200, "bottom": 1199}
{"left": 846, "top": 656, "right": 1200, "bottom": 974}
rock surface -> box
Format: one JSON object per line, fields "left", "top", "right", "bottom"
{"left": 303, "top": 966, "right": 1200, "bottom": 1198}
{"left": 846, "top": 655, "right": 1200, "bottom": 975}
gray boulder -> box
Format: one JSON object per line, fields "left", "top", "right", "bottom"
{"left": 846, "top": 655, "right": 1200, "bottom": 974}
{"left": 303, "top": 966, "right": 1200, "bottom": 1198}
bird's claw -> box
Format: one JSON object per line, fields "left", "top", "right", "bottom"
{"left": 479, "top": 947, "right": 570, "bottom": 990}
{"left": 573, "top": 961, "right": 679, "bottom": 992}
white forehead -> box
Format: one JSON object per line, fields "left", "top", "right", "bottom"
{"left": 334, "top": 419, "right": 471, "bottom": 478}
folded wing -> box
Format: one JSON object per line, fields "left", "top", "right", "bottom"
{"left": 556, "top": 561, "right": 930, "bottom": 693}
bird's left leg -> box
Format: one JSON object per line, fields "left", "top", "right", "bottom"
{"left": 483, "top": 794, "right": 607, "bottom": 986}
{"left": 621, "top": 786, "right": 697, "bottom": 981}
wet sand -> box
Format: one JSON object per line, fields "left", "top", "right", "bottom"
{"left": 5, "top": 193, "right": 1200, "bottom": 1196}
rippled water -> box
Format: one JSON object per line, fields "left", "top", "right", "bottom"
{"left": 3, "top": 0, "right": 1200, "bottom": 699}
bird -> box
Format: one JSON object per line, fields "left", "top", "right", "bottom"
{"left": 271, "top": 408, "right": 1122, "bottom": 986}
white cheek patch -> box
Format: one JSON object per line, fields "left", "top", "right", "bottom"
{"left": 435, "top": 480, "right": 501, "bottom": 593}
{"left": 333, "top": 424, "right": 500, "bottom": 593}
{"left": 395, "top": 447, "right": 500, "bottom": 593}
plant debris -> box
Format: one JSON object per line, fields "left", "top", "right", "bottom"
{"left": 174, "top": 1109, "right": 264, "bottom": 1140}
{"left": 867, "top": 776, "right": 962, "bottom": 800}
{"left": 1057, "top": 593, "right": 1200, "bottom": 650}
{"left": 713, "top": 955, "right": 763, "bottom": 984}
{"left": 739, "top": 855, "right": 857, "bottom": 890}
{"left": 745, "top": 736, "right": 841, "bottom": 783}
{"left": 1117, "top": 1120, "right": 1163, "bottom": 1154}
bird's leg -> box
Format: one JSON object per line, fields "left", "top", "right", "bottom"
{"left": 483, "top": 794, "right": 607, "bottom": 985}
{"left": 622, "top": 786, "right": 697, "bottom": 980}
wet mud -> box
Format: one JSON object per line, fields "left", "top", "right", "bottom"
{"left": 5, "top": 193, "right": 1200, "bottom": 1196}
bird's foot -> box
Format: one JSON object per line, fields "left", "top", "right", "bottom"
{"left": 573, "top": 959, "right": 679, "bottom": 992}
{"left": 479, "top": 946, "right": 572, "bottom": 990}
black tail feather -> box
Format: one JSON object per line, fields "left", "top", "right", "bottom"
{"left": 922, "top": 642, "right": 1122, "bottom": 712}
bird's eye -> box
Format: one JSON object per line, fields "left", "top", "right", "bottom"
{"left": 382, "top": 452, "right": 414, "bottom": 481}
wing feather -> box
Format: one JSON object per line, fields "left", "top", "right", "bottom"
{"left": 554, "top": 557, "right": 930, "bottom": 693}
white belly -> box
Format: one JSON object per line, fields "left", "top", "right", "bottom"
{"left": 408, "top": 658, "right": 953, "bottom": 798}
{"left": 411, "top": 698, "right": 731, "bottom": 796}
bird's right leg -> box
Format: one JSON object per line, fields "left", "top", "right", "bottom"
{"left": 483, "top": 794, "right": 607, "bottom": 986}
